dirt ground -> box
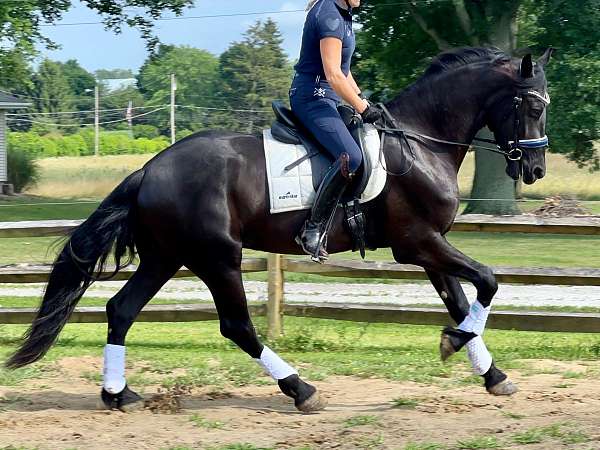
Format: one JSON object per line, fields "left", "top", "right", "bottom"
{"left": 1, "top": 357, "right": 600, "bottom": 450}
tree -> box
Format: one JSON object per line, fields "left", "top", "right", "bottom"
{"left": 34, "top": 59, "right": 74, "bottom": 131}
{"left": 355, "top": 0, "right": 525, "bottom": 214}
{"left": 0, "top": 50, "right": 36, "bottom": 131}
{"left": 0, "top": 0, "right": 194, "bottom": 54}
{"left": 60, "top": 60, "right": 96, "bottom": 96}
{"left": 217, "top": 19, "right": 293, "bottom": 133}
{"left": 58, "top": 60, "right": 97, "bottom": 114}
{"left": 529, "top": 0, "right": 599, "bottom": 170}
{"left": 98, "top": 85, "right": 146, "bottom": 132}
{"left": 137, "top": 45, "right": 220, "bottom": 133}
{"left": 96, "top": 69, "right": 135, "bottom": 80}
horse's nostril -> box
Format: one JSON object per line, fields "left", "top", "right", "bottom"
{"left": 533, "top": 167, "right": 545, "bottom": 179}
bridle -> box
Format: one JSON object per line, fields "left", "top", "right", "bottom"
{"left": 374, "top": 89, "right": 550, "bottom": 163}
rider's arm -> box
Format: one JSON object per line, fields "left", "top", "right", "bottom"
{"left": 320, "top": 37, "right": 368, "bottom": 113}
{"left": 347, "top": 71, "right": 361, "bottom": 95}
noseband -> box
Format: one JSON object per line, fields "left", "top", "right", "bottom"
{"left": 375, "top": 88, "right": 550, "bottom": 162}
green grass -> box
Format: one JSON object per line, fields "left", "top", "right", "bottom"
{"left": 391, "top": 397, "right": 419, "bottom": 409}
{"left": 189, "top": 414, "right": 226, "bottom": 429}
{"left": 512, "top": 424, "right": 563, "bottom": 445}
{"left": 562, "top": 370, "right": 586, "bottom": 379}
{"left": 0, "top": 196, "right": 98, "bottom": 222}
{"left": 0, "top": 296, "right": 210, "bottom": 309}
{"left": 2, "top": 318, "right": 600, "bottom": 390}
{"left": 344, "top": 414, "right": 381, "bottom": 428}
{"left": 1, "top": 232, "right": 599, "bottom": 273}
{"left": 404, "top": 443, "right": 445, "bottom": 450}
{"left": 455, "top": 436, "right": 500, "bottom": 449}
{"left": 500, "top": 410, "right": 526, "bottom": 420}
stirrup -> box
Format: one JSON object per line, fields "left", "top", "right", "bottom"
{"left": 295, "top": 224, "right": 329, "bottom": 263}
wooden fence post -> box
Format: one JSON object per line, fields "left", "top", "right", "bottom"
{"left": 267, "top": 253, "right": 284, "bottom": 339}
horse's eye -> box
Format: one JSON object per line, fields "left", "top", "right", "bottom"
{"left": 529, "top": 108, "right": 543, "bottom": 119}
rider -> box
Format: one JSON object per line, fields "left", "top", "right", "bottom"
{"left": 291, "top": 0, "right": 382, "bottom": 261}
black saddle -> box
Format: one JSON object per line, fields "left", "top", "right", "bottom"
{"left": 270, "top": 100, "right": 372, "bottom": 197}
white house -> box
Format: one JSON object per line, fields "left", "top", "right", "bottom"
{"left": 0, "top": 92, "right": 31, "bottom": 193}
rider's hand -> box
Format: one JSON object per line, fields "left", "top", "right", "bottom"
{"left": 361, "top": 104, "right": 383, "bottom": 124}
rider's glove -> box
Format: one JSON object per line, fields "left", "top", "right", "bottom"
{"left": 360, "top": 104, "right": 383, "bottom": 124}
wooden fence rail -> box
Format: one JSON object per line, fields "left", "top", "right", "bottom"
{"left": 1, "top": 215, "right": 600, "bottom": 238}
{"left": 1, "top": 218, "right": 600, "bottom": 332}
{"left": 2, "top": 260, "right": 599, "bottom": 286}
{"left": 2, "top": 303, "right": 599, "bottom": 333}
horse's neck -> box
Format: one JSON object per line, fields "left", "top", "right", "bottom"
{"left": 386, "top": 67, "right": 506, "bottom": 168}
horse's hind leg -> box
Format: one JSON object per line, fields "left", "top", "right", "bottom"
{"left": 100, "top": 258, "right": 180, "bottom": 411}
{"left": 187, "top": 253, "right": 326, "bottom": 412}
{"left": 425, "top": 270, "right": 513, "bottom": 394}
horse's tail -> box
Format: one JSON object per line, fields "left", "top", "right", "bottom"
{"left": 5, "top": 169, "right": 145, "bottom": 369}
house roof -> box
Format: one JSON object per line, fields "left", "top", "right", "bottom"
{"left": 0, "top": 91, "right": 31, "bottom": 109}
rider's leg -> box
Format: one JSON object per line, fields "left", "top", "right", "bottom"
{"left": 290, "top": 96, "right": 362, "bottom": 260}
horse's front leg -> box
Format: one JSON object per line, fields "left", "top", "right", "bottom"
{"left": 393, "top": 233, "right": 517, "bottom": 395}
{"left": 425, "top": 269, "right": 516, "bottom": 395}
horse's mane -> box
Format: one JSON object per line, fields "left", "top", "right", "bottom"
{"left": 422, "top": 47, "right": 511, "bottom": 78}
{"left": 387, "top": 47, "right": 514, "bottom": 110}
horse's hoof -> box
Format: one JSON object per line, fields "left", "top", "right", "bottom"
{"left": 439, "top": 332, "right": 456, "bottom": 361}
{"left": 439, "top": 327, "right": 476, "bottom": 361}
{"left": 487, "top": 379, "right": 519, "bottom": 396}
{"left": 296, "top": 390, "right": 327, "bottom": 413}
{"left": 99, "top": 385, "right": 144, "bottom": 412}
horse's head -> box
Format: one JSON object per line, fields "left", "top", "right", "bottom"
{"left": 486, "top": 48, "right": 553, "bottom": 184}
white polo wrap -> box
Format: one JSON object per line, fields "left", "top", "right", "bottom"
{"left": 466, "top": 336, "right": 493, "bottom": 375}
{"left": 103, "top": 344, "right": 126, "bottom": 394}
{"left": 254, "top": 345, "right": 298, "bottom": 380}
{"left": 458, "top": 300, "right": 491, "bottom": 335}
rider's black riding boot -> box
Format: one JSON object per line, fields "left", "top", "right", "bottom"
{"left": 297, "top": 153, "right": 353, "bottom": 262}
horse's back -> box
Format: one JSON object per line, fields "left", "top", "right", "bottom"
{"left": 135, "top": 130, "right": 268, "bottom": 244}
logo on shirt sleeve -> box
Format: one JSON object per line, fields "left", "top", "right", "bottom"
{"left": 325, "top": 17, "right": 341, "bottom": 32}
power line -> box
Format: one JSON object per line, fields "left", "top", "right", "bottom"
{"left": 33, "top": 1, "right": 454, "bottom": 27}
{"left": 177, "top": 105, "right": 271, "bottom": 114}
{"left": 6, "top": 105, "right": 167, "bottom": 117}
{"left": 6, "top": 106, "right": 167, "bottom": 127}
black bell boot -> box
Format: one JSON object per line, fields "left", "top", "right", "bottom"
{"left": 297, "top": 153, "right": 353, "bottom": 262}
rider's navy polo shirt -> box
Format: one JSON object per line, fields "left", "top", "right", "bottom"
{"left": 294, "top": 0, "right": 355, "bottom": 78}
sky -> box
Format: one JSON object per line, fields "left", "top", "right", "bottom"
{"left": 40, "top": 1, "right": 308, "bottom": 74}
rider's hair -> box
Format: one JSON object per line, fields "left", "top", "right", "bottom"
{"left": 306, "top": 0, "right": 320, "bottom": 11}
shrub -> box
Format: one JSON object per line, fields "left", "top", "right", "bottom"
{"left": 76, "top": 129, "right": 95, "bottom": 155}
{"left": 61, "top": 134, "right": 88, "bottom": 156}
{"left": 7, "top": 130, "right": 169, "bottom": 158}
{"left": 99, "top": 133, "right": 135, "bottom": 155}
{"left": 46, "top": 133, "right": 87, "bottom": 157}
{"left": 132, "top": 136, "right": 169, "bottom": 154}
{"left": 7, "top": 132, "right": 44, "bottom": 156}
{"left": 133, "top": 124, "right": 160, "bottom": 139}
{"left": 7, "top": 146, "right": 39, "bottom": 192}
{"left": 176, "top": 129, "right": 194, "bottom": 141}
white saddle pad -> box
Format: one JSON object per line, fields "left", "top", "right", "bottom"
{"left": 263, "top": 124, "right": 387, "bottom": 214}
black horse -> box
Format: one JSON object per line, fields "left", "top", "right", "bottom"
{"left": 6, "top": 47, "right": 552, "bottom": 412}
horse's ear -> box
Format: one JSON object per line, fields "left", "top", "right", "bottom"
{"left": 520, "top": 54, "right": 534, "bottom": 78}
{"left": 538, "top": 47, "right": 554, "bottom": 67}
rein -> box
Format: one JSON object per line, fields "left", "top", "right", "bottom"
{"left": 374, "top": 89, "right": 550, "bottom": 171}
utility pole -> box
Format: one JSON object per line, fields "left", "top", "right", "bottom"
{"left": 94, "top": 84, "right": 100, "bottom": 157}
{"left": 170, "top": 73, "right": 176, "bottom": 145}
